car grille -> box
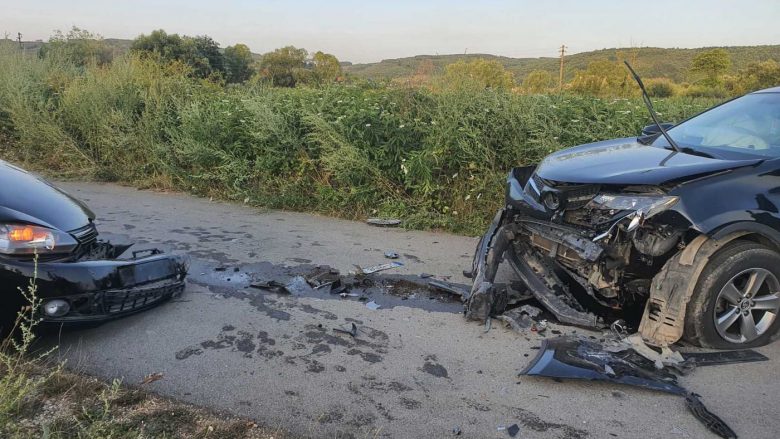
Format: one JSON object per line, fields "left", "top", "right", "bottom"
{"left": 70, "top": 223, "right": 98, "bottom": 249}
{"left": 530, "top": 173, "right": 600, "bottom": 210}
{"left": 103, "top": 281, "right": 184, "bottom": 314}
{"left": 562, "top": 184, "right": 600, "bottom": 209}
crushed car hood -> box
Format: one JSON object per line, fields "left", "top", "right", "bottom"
{"left": 0, "top": 160, "right": 94, "bottom": 232}
{"left": 536, "top": 138, "right": 762, "bottom": 185}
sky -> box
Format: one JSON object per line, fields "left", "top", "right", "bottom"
{"left": 1, "top": 0, "right": 779, "bottom": 63}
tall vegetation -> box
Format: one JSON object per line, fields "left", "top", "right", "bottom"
{"left": 0, "top": 39, "right": 719, "bottom": 234}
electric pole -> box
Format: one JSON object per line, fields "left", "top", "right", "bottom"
{"left": 558, "top": 44, "right": 566, "bottom": 91}
{"left": 17, "top": 32, "right": 22, "bottom": 50}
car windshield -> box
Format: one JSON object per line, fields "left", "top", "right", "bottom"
{"left": 652, "top": 92, "right": 780, "bottom": 157}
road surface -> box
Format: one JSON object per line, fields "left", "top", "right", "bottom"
{"left": 49, "top": 182, "right": 780, "bottom": 439}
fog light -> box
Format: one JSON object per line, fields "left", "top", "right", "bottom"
{"left": 43, "top": 300, "right": 70, "bottom": 317}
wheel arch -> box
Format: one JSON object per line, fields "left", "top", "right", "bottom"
{"left": 639, "top": 226, "right": 777, "bottom": 347}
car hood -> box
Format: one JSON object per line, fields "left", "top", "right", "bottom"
{"left": 0, "top": 160, "right": 94, "bottom": 231}
{"left": 535, "top": 138, "right": 763, "bottom": 185}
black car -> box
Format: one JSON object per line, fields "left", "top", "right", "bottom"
{"left": 468, "top": 86, "right": 780, "bottom": 349}
{"left": 0, "top": 161, "right": 187, "bottom": 332}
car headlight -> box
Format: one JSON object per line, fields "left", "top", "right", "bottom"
{"left": 588, "top": 194, "right": 679, "bottom": 219}
{"left": 0, "top": 224, "right": 79, "bottom": 255}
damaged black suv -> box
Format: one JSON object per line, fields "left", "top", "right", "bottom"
{"left": 0, "top": 161, "right": 187, "bottom": 333}
{"left": 468, "top": 86, "right": 780, "bottom": 349}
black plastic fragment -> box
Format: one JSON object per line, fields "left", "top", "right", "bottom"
{"left": 507, "top": 424, "right": 520, "bottom": 437}
{"left": 685, "top": 393, "right": 738, "bottom": 439}
{"left": 682, "top": 350, "right": 768, "bottom": 367}
{"left": 334, "top": 322, "right": 358, "bottom": 338}
{"left": 521, "top": 336, "right": 686, "bottom": 395}
{"left": 429, "top": 280, "right": 468, "bottom": 297}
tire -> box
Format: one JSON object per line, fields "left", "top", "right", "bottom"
{"left": 685, "top": 240, "right": 780, "bottom": 348}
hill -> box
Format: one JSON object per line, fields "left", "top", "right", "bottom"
{"left": 345, "top": 45, "right": 780, "bottom": 83}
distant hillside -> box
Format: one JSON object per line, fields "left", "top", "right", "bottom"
{"left": 345, "top": 45, "right": 780, "bottom": 83}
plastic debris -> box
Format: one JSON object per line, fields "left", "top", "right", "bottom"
{"left": 428, "top": 280, "right": 468, "bottom": 296}
{"left": 334, "top": 322, "right": 358, "bottom": 338}
{"left": 507, "top": 424, "right": 520, "bottom": 437}
{"left": 356, "top": 262, "right": 404, "bottom": 274}
{"left": 452, "top": 426, "right": 462, "bottom": 435}
{"left": 685, "top": 393, "right": 737, "bottom": 439}
{"left": 367, "top": 218, "right": 401, "bottom": 227}
{"left": 366, "top": 301, "right": 381, "bottom": 310}
{"left": 384, "top": 251, "right": 400, "bottom": 259}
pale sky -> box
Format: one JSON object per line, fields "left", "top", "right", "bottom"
{"left": 1, "top": 0, "right": 778, "bottom": 63}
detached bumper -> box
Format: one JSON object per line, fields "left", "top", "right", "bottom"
{"left": 0, "top": 250, "right": 188, "bottom": 323}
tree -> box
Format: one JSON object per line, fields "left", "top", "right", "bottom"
{"left": 182, "top": 35, "right": 224, "bottom": 79}
{"left": 131, "top": 29, "right": 187, "bottom": 61}
{"left": 523, "top": 70, "right": 554, "bottom": 93}
{"left": 726, "top": 60, "right": 780, "bottom": 95}
{"left": 131, "top": 30, "right": 225, "bottom": 79}
{"left": 39, "top": 27, "right": 113, "bottom": 66}
{"left": 223, "top": 44, "right": 255, "bottom": 83}
{"left": 690, "top": 49, "right": 731, "bottom": 87}
{"left": 311, "top": 51, "right": 342, "bottom": 84}
{"left": 259, "top": 46, "right": 307, "bottom": 87}
{"left": 442, "top": 59, "right": 514, "bottom": 89}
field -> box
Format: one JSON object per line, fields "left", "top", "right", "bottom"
{"left": 0, "top": 46, "right": 718, "bottom": 234}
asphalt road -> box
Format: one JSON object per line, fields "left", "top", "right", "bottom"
{"left": 48, "top": 182, "right": 780, "bottom": 439}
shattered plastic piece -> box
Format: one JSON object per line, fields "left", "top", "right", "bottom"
{"left": 366, "top": 301, "right": 381, "bottom": 310}
{"left": 685, "top": 393, "right": 737, "bottom": 439}
{"left": 367, "top": 218, "right": 401, "bottom": 227}
{"left": 249, "top": 280, "right": 289, "bottom": 294}
{"left": 384, "top": 251, "right": 400, "bottom": 259}
{"left": 452, "top": 426, "right": 462, "bottom": 435}
{"left": 428, "top": 280, "right": 468, "bottom": 297}
{"left": 507, "top": 424, "right": 520, "bottom": 437}
{"left": 683, "top": 349, "right": 768, "bottom": 367}
{"left": 518, "top": 304, "right": 542, "bottom": 318}
{"left": 358, "top": 262, "right": 404, "bottom": 274}
{"left": 521, "top": 336, "right": 686, "bottom": 395}
{"left": 496, "top": 307, "right": 535, "bottom": 332}
{"left": 334, "top": 322, "right": 358, "bottom": 338}
{"left": 419, "top": 273, "right": 434, "bottom": 279}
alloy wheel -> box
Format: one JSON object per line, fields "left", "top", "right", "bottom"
{"left": 714, "top": 268, "right": 780, "bottom": 344}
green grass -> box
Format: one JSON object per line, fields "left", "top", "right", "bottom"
{"left": 0, "top": 46, "right": 719, "bottom": 235}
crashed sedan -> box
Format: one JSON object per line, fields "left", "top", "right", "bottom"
{"left": 468, "top": 85, "right": 780, "bottom": 349}
{"left": 0, "top": 160, "right": 187, "bottom": 331}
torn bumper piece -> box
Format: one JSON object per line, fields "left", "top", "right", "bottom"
{"left": 1, "top": 249, "right": 188, "bottom": 323}
{"left": 522, "top": 336, "right": 741, "bottom": 439}
{"left": 521, "top": 336, "right": 685, "bottom": 394}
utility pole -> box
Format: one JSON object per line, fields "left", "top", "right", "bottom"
{"left": 558, "top": 44, "right": 566, "bottom": 91}
{"left": 17, "top": 32, "right": 22, "bottom": 50}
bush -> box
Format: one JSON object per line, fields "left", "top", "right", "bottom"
{"left": 646, "top": 78, "right": 676, "bottom": 97}
{"left": 0, "top": 47, "right": 719, "bottom": 234}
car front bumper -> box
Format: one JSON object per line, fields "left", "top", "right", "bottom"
{"left": 1, "top": 250, "right": 188, "bottom": 323}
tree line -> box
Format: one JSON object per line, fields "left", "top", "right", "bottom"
{"left": 15, "top": 27, "right": 780, "bottom": 97}
{"left": 31, "top": 27, "right": 343, "bottom": 86}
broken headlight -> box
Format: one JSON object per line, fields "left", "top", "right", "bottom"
{"left": 0, "top": 224, "right": 79, "bottom": 255}
{"left": 588, "top": 194, "right": 679, "bottom": 219}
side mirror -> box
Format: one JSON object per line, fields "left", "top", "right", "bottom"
{"left": 641, "top": 123, "right": 674, "bottom": 136}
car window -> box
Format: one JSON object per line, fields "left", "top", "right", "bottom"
{"left": 653, "top": 93, "right": 780, "bottom": 157}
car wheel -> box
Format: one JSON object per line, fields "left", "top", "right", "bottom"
{"left": 685, "top": 240, "right": 780, "bottom": 348}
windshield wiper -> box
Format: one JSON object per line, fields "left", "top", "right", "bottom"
{"left": 624, "top": 61, "right": 681, "bottom": 153}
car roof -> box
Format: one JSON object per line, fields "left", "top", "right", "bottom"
{"left": 752, "top": 86, "right": 780, "bottom": 94}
